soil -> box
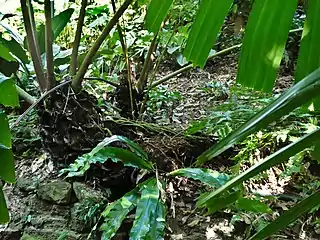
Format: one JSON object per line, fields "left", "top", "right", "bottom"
{"left": 1, "top": 50, "right": 320, "bottom": 240}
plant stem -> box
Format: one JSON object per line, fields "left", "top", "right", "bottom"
{"left": 44, "top": 0, "right": 55, "bottom": 89}
{"left": 111, "top": 0, "right": 134, "bottom": 117}
{"left": 20, "top": 0, "right": 47, "bottom": 92}
{"left": 70, "top": 0, "right": 87, "bottom": 76}
{"left": 16, "top": 85, "right": 36, "bottom": 104}
{"left": 71, "top": 0, "right": 135, "bottom": 93}
{"left": 136, "top": 32, "right": 158, "bottom": 93}
{"left": 138, "top": 30, "right": 175, "bottom": 120}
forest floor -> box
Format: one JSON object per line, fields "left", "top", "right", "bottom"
{"left": 1, "top": 50, "right": 320, "bottom": 240}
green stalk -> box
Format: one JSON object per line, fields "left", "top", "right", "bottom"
{"left": 44, "top": 0, "right": 55, "bottom": 89}
{"left": 70, "top": 0, "right": 88, "bottom": 76}
{"left": 135, "top": 32, "right": 158, "bottom": 94}
{"left": 20, "top": 0, "right": 47, "bottom": 92}
{"left": 16, "top": 85, "right": 36, "bottom": 104}
{"left": 111, "top": 0, "right": 134, "bottom": 117}
{"left": 72, "top": 0, "right": 135, "bottom": 93}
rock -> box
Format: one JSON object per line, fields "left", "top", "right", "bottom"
{"left": 72, "top": 182, "right": 106, "bottom": 203}
{"left": 17, "top": 178, "right": 38, "bottom": 192}
{"left": 37, "top": 181, "right": 72, "bottom": 205}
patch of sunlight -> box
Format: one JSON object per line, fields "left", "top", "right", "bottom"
{"left": 0, "top": 0, "right": 20, "bottom": 13}
{"left": 301, "top": 21, "right": 310, "bottom": 40}
{"left": 266, "top": 44, "right": 283, "bottom": 70}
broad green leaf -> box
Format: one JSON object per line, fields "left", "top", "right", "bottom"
{"left": 236, "top": 197, "right": 272, "bottom": 213}
{"left": 146, "top": 200, "right": 166, "bottom": 240}
{"left": 237, "top": 0, "right": 297, "bottom": 91}
{"left": 0, "top": 41, "right": 15, "bottom": 62}
{"left": 249, "top": 190, "right": 320, "bottom": 240}
{"left": 29, "top": 8, "right": 74, "bottom": 54}
{"left": 0, "top": 35, "right": 29, "bottom": 64}
{"left": 97, "top": 135, "right": 149, "bottom": 161}
{"left": 0, "top": 148, "right": 15, "bottom": 183}
{"left": 169, "top": 168, "right": 229, "bottom": 188}
{"left": 197, "top": 129, "right": 320, "bottom": 208}
{"left": 130, "top": 178, "right": 160, "bottom": 239}
{"left": 0, "top": 57, "right": 19, "bottom": 77}
{"left": 0, "top": 113, "right": 11, "bottom": 148}
{"left": 63, "top": 147, "right": 153, "bottom": 177}
{"left": 184, "top": 0, "right": 232, "bottom": 68}
{"left": 197, "top": 68, "right": 320, "bottom": 165}
{"left": 97, "top": 147, "right": 153, "bottom": 170}
{"left": 203, "top": 191, "right": 241, "bottom": 214}
{"left": 100, "top": 187, "right": 140, "bottom": 240}
{"left": 0, "top": 74, "right": 19, "bottom": 107}
{"left": 0, "top": 187, "right": 9, "bottom": 224}
{"left": 145, "top": 0, "right": 173, "bottom": 33}
{"left": 295, "top": 0, "right": 320, "bottom": 108}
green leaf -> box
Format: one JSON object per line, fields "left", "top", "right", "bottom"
{"left": 146, "top": 200, "right": 166, "bottom": 240}
{"left": 201, "top": 191, "right": 241, "bottom": 214}
{"left": 86, "top": 4, "right": 109, "bottom": 15}
{"left": 100, "top": 187, "right": 140, "bottom": 240}
{"left": 0, "top": 112, "right": 11, "bottom": 148}
{"left": 63, "top": 147, "right": 152, "bottom": 177}
{"left": 184, "top": 0, "right": 233, "bottom": 68}
{"left": 97, "top": 147, "right": 153, "bottom": 170}
{"left": 0, "top": 148, "right": 15, "bottom": 183}
{"left": 0, "top": 74, "right": 19, "bottom": 107}
{"left": 0, "top": 57, "right": 19, "bottom": 77}
{"left": 0, "top": 34, "right": 29, "bottom": 64}
{"left": 236, "top": 197, "right": 272, "bottom": 213}
{"left": 61, "top": 136, "right": 153, "bottom": 177}
{"left": 295, "top": 0, "right": 320, "bottom": 108}
{"left": 98, "top": 135, "right": 149, "bottom": 161}
{"left": 312, "top": 142, "right": 320, "bottom": 164}
{"left": 145, "top": 0, "right": 173, "bottom": 33}
{"left": 237, "top": 0, "right": 297, "bottom": 92}
{"left": 169, "top": 168, "right": 229, "bottom": 188}
{"left": 249, "top": 190, "right": 320, "bottom": 240}
{"left": 0, "top": 187, "right": 9, "bottom": 224}
{"left": 0, "top": 41, "right": 15, "bottom": 62}
{"left": 196, "top": 129, "right": 320, "bottom": 208}
{"left": 197, "top": 68, "right": 320, "bottom": 165}
{"left": 130, "top": 178, "right": 160, "bottom": 239}
{"left": 34, "top": 8, "right": 74, "bottom": 54}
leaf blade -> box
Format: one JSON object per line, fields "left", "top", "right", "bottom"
{"left": 237, "top": 0, "right": 297, "bottom": 91}
{"left": 145, "top": 0, "right": 173, "bottom": 33}
{"left": 184, "top": 0, "right": 233, "bottom": 68}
